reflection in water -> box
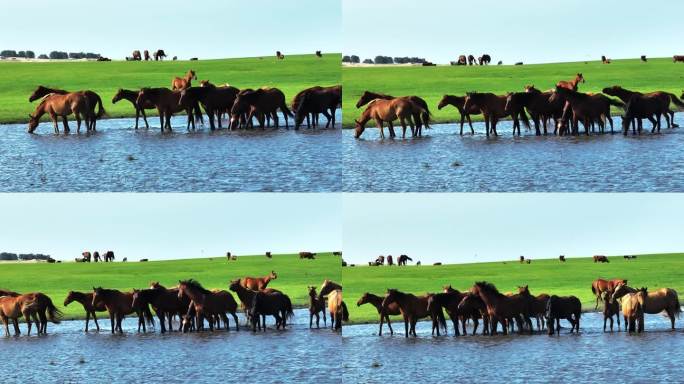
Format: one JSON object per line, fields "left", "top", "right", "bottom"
{"left": 0, "top": 112, "right": 341, "bottom": 192}
{"left": 344, "top": 113, "right": 684, "bottom": 192}
{"left": 343, "top": 311, "right": 684, "bottom": 383}
{"left": 0, "top": 309, "right": 340, "bottom": 383}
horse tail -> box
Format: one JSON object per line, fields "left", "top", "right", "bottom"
{"left": 143, "top": 304, "right": 155, "bottom": 327}
{"left": 285, "top": 295, "right": 295, "bottom": 320}
{"left": 664, "top": 93, "right": 684, "bottom": 109}
{"left": 437, "top": 307, "right": 447, "bottom": 333}
{"left": 94, "top": 93, "right": 106, "bottom": 119}
{"left": 281, "top": 102, "right": 294, "bottom": 118}
{"left": 193, "top": 103, "right": 204, "bottom": 124}
{"left": 608, "top": 98, "right": 625, "bottom": 109}
{"left": 671, "top": 289, "right": 682, "bottom": 318}
{"left": 341, "top": 301, "right": 349, "bottom": 322}
{"left": 519, "top": 108, "right": 531, "bottom": 129}
{"left": 45, "top": 296, "right": 63, "bottom": 324}
{"left": 418, "top": 101, "right": 431, "bottom": 129}
{"left": 591, "top": 283, "right": 596, "bottom": 295}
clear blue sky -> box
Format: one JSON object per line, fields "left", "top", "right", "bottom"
{"left": 0, "top": 194, "right": 341, "bottom": 261}
{"left": 344, "top": 0, "right": 684, "bottom": 64}
{"left": 343, "top": 194, "right": 684, "bottom": 264}
{"left": 1, "top": 0, "right": 341, "bottom": 59}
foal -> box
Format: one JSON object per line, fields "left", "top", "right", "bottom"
{"left": 307, "top": 286, "right": 327, "bottom": 328}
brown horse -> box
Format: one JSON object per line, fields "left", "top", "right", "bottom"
{"left": 517, "top": 285, "right": 550, "bottom": 331}
{"left": 112, "top": 88, "right": 155, "bottom": 129}
{"left": 556, "top": 73, "right": 585, "bottom": 91}
{"left": 471, "top": 282, "right": 530, "bottom": 335}
{"left": 319, "top": 279, "right": 342, "bottom": 300}
{"left": 92, "top": 287, "right": 155, "bottom": 333}
{"left": 307, "top": 286, "right": 327, "bottom": 328}
{"left": 136, "top": 87, "right": 200, "bottom": 132}
{"left": 355, "top": 91, "right": 430, "bottom": 135}
{"left": 354, "top": 98, "right": 426, "bottom": 139}
{"left": 673, "top": 55, "right": 684, "bottom": 63}
{"left": 357, "top": 292, "right": 399, "bottom": 335}
{"left": 612, "top": 284, "right": 680, "bottom": 330}
{"left": 545, "top": 295, "right": 581, "bottom": 335}
{"left": 132, "top": 285, "right": 188, "bottom": 333}
{"left": 554, "top": 87, "right": 623, "bottom": 135}
{"left": 500, "top": 92, "right": 535, "bottom": 135}
{"left": 228, "top": 279, "right": 267, "bottom": 329}
{"left": 171, "top": 70, "right": 196, "bottom": 90}
{"left": 506, "top": 87, "right": 565, "bottom": 135}
{"left": 456, "top": 291, "right": 490, "bottom": 335}
{"left": 437, "top": 95, "right": 481, "bottom": 135}
{"left": 177, "top": 280, "right": 239, "bottom": 331}
{"left": 621, "top": 290, "right": 644, "bottom": 332}
{"left": 591, "top": 278, "right": 627, "bottom": 309}
{"left": 249, "top": 289, "right": 294, "bottom": 331}
{"left": 28, "top": 93, "right": 93, "bottom": 134}
{"left": 463, "top": 92, "right": 518, "bottom": 137}
{"left": 28, "top": 86, "right": 105, "bottom": 131}
{"left": 0, "top": 295, "right": 41, "bottom": 336}
{"left": 240, "top": 271, "right": 278, "bottom": 291}
{"left": 179, "top": 85, "right": 240, "bottom": 130}
{"left": 327, "top": 289, "right": 347, "bottom": 331}
{"left": 381, "top": 289, "right": 431, "bottom": 337}
{"left": 64, "top": 290, "right": 106, "bottom": 332}
{"left": 601, "top": 290, "right": 620, "bottom": 332}
{"left": 426, "top": 290, "right": 468, "bottom": 336}
{"left": 230, "top": 88, "right": 292, "bottom": 129}
{"left": 293, "top": 85, "right": 341, "bottom": 129}
{"left": 603, "top": 86, "right": 683, "bottom": 131}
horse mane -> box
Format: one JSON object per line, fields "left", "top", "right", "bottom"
{"left": 94, "top": 287, "right": 120, "bottom": 299}
{"left": 474, "top": 281, "right": 502, "bottom": 297}
{"left": 180, "top": 279, "right": 211, "bottom": 294}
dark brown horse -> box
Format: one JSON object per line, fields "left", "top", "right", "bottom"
{"left": 355, "top": 91, "right": 430, "bottom": 135}
{"left": 307, "top": 286, "right": 327, "bottom": 328}
{"left": 354, "top": 98, "right": 426, "bottom": 139}
{"left": 228, "top": 279, "right": 266, "bottom": 329}
{"left": 179, "top": 85, "right": 239, "bottom": 130}
{"left": 601, "top": 290, "right": 620, "bottom": 332}
{"left": 427, "top": 289, "right": 471, "bottom": 335}
{"left": 132, "top": 284, "right": 188, "bottom": 333}
{"left": 545, "top": 295, "right": 581, "bottom": 335}
{"left": 112, "top": 88, "right": 155, "bottom": 129}
{"left": 136, "top": 87, "right": 200, "bottom": 132}
{"left": 471, "top": 282, "right": 530, "bottom": 335}
{"left": 64, "top": 291, "right": 106, "bottom": 332}
{"left": 506, "top": 86, "right": 565, "bottom": 135}
{"left": 293, "top": 85, "right": 341, "bottom": 129}
{"left": 381, "top": 289, "right": 431, "bottom": 337}
{"left": 554, "top": 87, "right": 623, "bottom": 135}
{"left": 556, "top": 73, "right": 585, "bottom": 91}
{"left": 591, "top": 278, "right": 627, "bottom": 309}
{"left": 92, "top": 287, "right": 155, "bottom": 333}
{"left": 463, "top": 92, "right": 517, "bottom": 137}
{"left": 28, "top": 93, "right": 92, "bottom": 134}
{"left": 357, "top": 292, "right": 399, "bottom": 335}
{"left": 177, "top": 280, "right": 239, "bottom": 331}
{"left": 517, "top": 285, "right": 549, "bottom": 331}
{"left": 437, "top": 95, "right": 481, "bottom": 135}
{"left": 249, "top": 289, "right": 294, "bottom": 331}
{"left": 28, "top": 86, "right": 105, "bottom": 131}
{"left": 171, "top": 70, "right": 196, "bottom": 90}
{"left": 602, "top": 86, "right": 684, "bottom": 132}
{"left": 230, "top": 87, "right": 292, "bottom": 129}
{"left": 456, "top": 291, "right": 489, "bottom": 335}
{"left": 240, "top": 271, "right": 278, "bottom": 291}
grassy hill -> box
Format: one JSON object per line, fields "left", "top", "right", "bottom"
{"left": 0, "top": 54, "right": 340, "bottom": 124}
{"left": 0, "top": 252, "right": 340, "bottom": 320}
{"left": 343, "top": 252, "right": 684, "bottom": 324}
{"left": 342, "top": 58, "right": 684, "bottom": 127}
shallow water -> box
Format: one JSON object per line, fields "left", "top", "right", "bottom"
{"left": 343, "top": 311, "right": 684, "bottom": 383}
{"left": 343, "top": 113, "right": 684, "bottom": 192}
{"left": 0, "top": 112, "right": 341, "bottom": 192}
{"left": 0, "top": 309, "right": 340, "bottom": 383}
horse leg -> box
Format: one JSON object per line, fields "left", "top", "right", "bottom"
{"left": 23, "top": 311, "right": 32, "bottom": 335}
{"left": 404, "top": 315, "right": 409, "bottom": 338}
{"left": 221, "top": 313, "right": 229, "bottom": 331}
{"left": 399, "top": 117, "right": 407, "bottom": 139}
{"left": 484, "top": 115, "right": 490, "bottom": 138}
{"left": 109, "top": 312, "right": 115, "bottom": 334}
{"left": 158, "top": 110, "right": 165, "bottom": 132}
{"left": 93, "top": 312, "right": 100, "bottom": 331}
{"left": 49, "top": 112, "right": 59, "bottom": 134}
{"left": 309, "top": 312, "right": 313, "bottom": 328}
{"left": 387, "top": 121, "right": 396, "bottom": 138}
{"left": 61, "top": 116, "right": 69, "bottom": 133}
{"left": 85, "top": 312, "right": 90, "bottom": 332}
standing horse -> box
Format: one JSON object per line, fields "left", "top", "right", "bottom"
{"left": 554, "top": 87, "right": 623, "bottom": 135}
{"left": 437, "top": 95, "right": 482, "bottom": 135}
{"left": 471, "top": 282, "right": 529, "bottom": 335}
{"left": 92, "top": 287, "right": 155, "bottom": 333}
{"left": 112, "top": 88, "right": 155, "bottom": 129}
{"left": 319, "top": 280, "right": 342, "bottom": 301}
{"left": 177, "top": 280, "right": 239, "bottom": 331}
{"left": 456, "top": 292, "right": 490, "bottom": 335}
{"left": 355, "top": 91, "right": 430, "bottom": 135}
{"left": 64, "top": 291, "right": 106, "bottom": 332}
{"left": 556, "top": 73, "right": 585, "bottom": 91}
{"left": 249, "top": 290, "right": 294, "bottom": 331}
{"left": 328, "top": 290, "right": 347, "bottom": 331}
{"left": 239, "top": 271, "right": 277, "bottom": 291}
{"left": 179, "top": 85, "right": 240, "bottom": 130}
{"left": 545, "top": 295, "right": 581, "bottom": 335}
{"left": 293, "top": 85, "right": 341, "bottom": 129}
{"left": 307, "top": 286, "right": 327, "bottom": 328}
{"left": 354, "top": 98, "right": 426, "bottom": 139}
{"left": 228, "top": 279, "right": 265, "bottom": 329}
{"left": 171, "top": 70, "right": 197, "bottom": 90}
{"left": 230, "top": 88, "right": 292, "bottom": 129}
{"left": 427, "top": 289, "right": 470, "bottom": 336}
{"left": 28, "top": 86, "right": 105, "bottom": 131}
{"left": 357, "top": 292, "right": 399, "bottom": 335}
{"left": 601, "top": 290, "right": 620, "bottom": 332}
{"left": 380, "top": 289, "right": 431, "bottom": 337}
{"left": 0, "top": 295, "right": 41, "bottom": 336}
{"left": 463, "top": 92, "right": 518, "bottom": 137}
{"left": 28, "top": 93, "right": 92, "bottom": 134}
{"left": 506, "top": 87, "right": 564, "bottom": 135}
{"left": 591, "top": 278, "right": 627, "bottom": 309}
{"left": 602, "top": 86, "right": 684, "bottom": 132}
{"left": 132, "top": 286, "right": 187, "bottom": 333}
{"left": 136, "top": 87, "right": 200, "bottom": 132}
{"left": 612, "top": 284, "right": 680, "bottom": 330}
{"left": 517, "top": 285, "right": 549, "bottom": 331}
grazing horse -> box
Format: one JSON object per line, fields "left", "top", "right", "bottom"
{"left": 456, "top": 291, "right": 489, "bottom": 335}
{"left": 354, "top": 98, "right": 426, "bottom": 139}
{"left": 593, "top": 255, "right": 610, "bottom": 263}
{"left": 601, "top": 290, "right": 620, "bottom": 332}
{"left": 92, "top": 287, "right": 155, "bottom": 333}
{"left": 463, "top": 92, "right": 519, "bottom": 137}
{"left": 28, "top": 93, "right": 92, "bottom": 134}
{"left": 300, "top": 251, "right": 317, "bottom": 259}
{"left": 357, "top": 292, "right": 399, "bottom": 335}
{"left": 64, "top": 291, "right": 106, "bottom": 332}
{"left": 471, "top": 282, "right": 530, "bottom": 335}
{"left": 230, "top": 87, "right": 292, "bottom": 129}
{"left": 136, "top": 87, "right": 201, "bottom": 132}
{"left": 131, "top": 50, "right": 142, "bottom": 61}
{"left": 250, "top": 290, "right": 294, "bottom": 331}
{"left": 591, "top": 278, "right": 627, "bottom": 309}
{"left": 355, "top": 91, "right": 430, "bottom": 135}
{"left": 177, "top": 280, "right": 239, "bottom": 331}
{"left": 467, "top": 55, "right": 476, "bottom": 65}
{"left": 112, "top": 88, "right": 155, "bottom": 129}
{"left": 545, "top": 295, "right": 581, "bottom": 335}
{"left": 240, "top": 271, "right": 278, "bottom": 291}
{"left": 427, "top": 289, "right": 471, "bottom": 336}
{"left": 602, "top": 86, "right": 683, "bottom": 132}
{"left": 328, "top": 290, "right": 348, "bottom": 331}
{"left": 556, "top": 73, "right": 585, "bottom": 91}
{"left": 554, "top": 87, "right": 623, "bottom": 135}
{"left": 397, "top": 255, "right": 412, "bottom": 266}
{"left": 506, "top": 87, "right": 564, "bottom": 135}
{"left": 517, "top": 285, "right": 550, "bottom": 331}
{"left": 437, "top": 94, "right": 482, "bottom": 135}
{"left": 29, "top": 86, "right": 105, "bottom": 131}
{"left": 171, "top": 70, "right": 197, "bottom": 91}
{"left": 154, "top": 49, "right": 166, "bottom": 61}
{"left": 612, "top": 284, "right": 680, "bottom": 330}
{"left": 179, "top": 85, "right": 240, "bottom": 130}
{"left": 144, "top": 50, "right": 151, "bottom": 61}
{"left": 381, "top": 289, "right": 431, "bottom": 337}
{"left": 673, "top": 55, "right": 684, "bottom": 63}
{"left": 293, "top": 85, "right": 341, "bottom": 129}
{"left": 307, "top": 287, "right": 327, "bottom": 328}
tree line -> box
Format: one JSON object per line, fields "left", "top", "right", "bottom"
{"left": 0, "top": 252, "right": 52, "bottom": 261}
{"left": 1, "top": 50, "right": 101, "bottom": 60}
{"left": 343, "top": 55, "right": 428, "bottom": 65}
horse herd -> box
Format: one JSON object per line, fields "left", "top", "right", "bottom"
{"left": 26, "top": 69, "right": 341, "bottom": 134}
{"left": 354, "top": 73, "right": 684, "bottom": 138}
{"left": 357, "top": 279, "right": 680, "bottom": 338}
{"left": 0, "top": 273, "right": 346, "bottom": 336}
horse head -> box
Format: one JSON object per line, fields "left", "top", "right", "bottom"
{"left": 27, "top": 113, "right": 39, "bottom": 133}
{"left": 354, "top": 119, "right": 365, "bottom": 138}
{"left": 437, "top": 95, "right": 450, "bottom": 110}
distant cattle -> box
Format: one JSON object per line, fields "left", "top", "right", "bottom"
{"left": 97, "top": 57, "right": 111, "bottom": 62}
{"left": 341, "top": 260, "right": 347, "bottom": 267}
{"left": 140, "top": 258, "right": 149, "bottom": 262}
{"left": 515, "top": 62, "right": 523, "bottom": 65}
{"left": 47, "top": 258, "right": 56, "bottom": 263}
{"left": 559, "top": 255, "right": 566, "bottom": 262}
{"left": 154, "top": 49, "right": 167, "bottom": 61}
{"left": 190, "top": 57, "right": 198, "bottom": 61}
{"left": 131, "top": 50, "right": 142, "bottom": 61}
{"left": 81, "top": 251, "right": 92, "bottom": 262}
{"left": 374, "top": 255, "right": 385, "bottom": 266}
{"left": 172, "top": 56, "right": 178, "bottom": 61}
{"left": 601, "top": 55, "right": 611, "bottom": 64}
{"left": 266, "top": 252, "right": 272, "bottom": 258}
{"left": 316, "top": 51, "right": 322, "bottom": 58}
{"left": 397, "top": 254, "right": 412, "bottom": 266}
{"left": 433, "top": 262, "right": 442, "bottom": 266}
{"left": 526, "top": 259, "right": 531, "bottom": 264}
{"left": 104, "top": 251, "right": 115, "bottom": 262}
{"left": 230, "top": 255, "right": 237, "bottom": 261}
{"left": 640, "top": 55, "right": 647, "bottom": 62}
{"left": 519, "top": 255, "right": 525, "bottom": 263}
{"left": 122, "top": 257, "right": 127, "bottom": 262}
{"left": 333, "top": 251, "right": 342, "bottom": 256}
{"left": 386, "top": 255, "right": 394, "bottom": 266}
{"left": 497, "top": 61, "right": 503, "bottom": 65}
{"left": 226, "top": 252, "right": 232, "bottom": 259}
{"left": 93, "top": 251, "right": 101, "bottom": 262}
{"left": 276, "top": 51, "right": 285, "bottom": 60}
{"left": 593, "top": 255, "right": 610, "bottom": 263}
{"left": 468, "top": 55, "right": 476, "bottom": 65}
{"left": 416, "top": 261, "right": 421, "bottom": 266}
{"left": 478, "top": 54, "right": 491, "bottom": 65}
{"left": 299, "top": 251, "right": 316, "bottom": 259}
{"left": 673, "top": 55, "right": 684, "bottom": 63}
{"left": 144, "top": 50, "right": 151, "bottom": 61}
{"left": 624, "top": 255, "right": 638, "bottom": 260}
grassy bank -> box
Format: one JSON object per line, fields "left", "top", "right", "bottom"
{"left": 0, "top": 252, "right": 340, "bottom": 320}
{"left": 0, "top": 54, "right": 340, "bottom": 124}
{"left": 343, "top": 253, "right": 684, "bottom": 324}
{"left": 342, "top": 57, "right": 684, "bottom": 127}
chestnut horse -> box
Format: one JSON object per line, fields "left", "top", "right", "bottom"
{"left": 354, "top": 98, "right": 426, "bottom": 139}
{"left": 328, "top": 289, "right": 348, "bottom": 331}
{"left": 112, "top": 88, "right": 155, "bottom": 129}
{"left": 28, "top": 93, "right": 92, "bottom": 134}
{"left": 240, "top": 271, "right": 278, "bottom": 291}
{"left": 249, "top": 290, "right": 294, "bottom": 331}
{"left": 602, "top": 85, "right": 684, "bottom": 131}
{"left": 545, "top": 295, "right": 581, "bottom": 335}
{"left": 463, "top": 92, "right": 521, "bottom": 137}
{"left": 307, "top": 286, "right": 327, "bottom": 328}
{"left": 230, "top": 88, "right": 292, "bottom": 129}
{"left": 136, "top": 87, "right": 200, "bottom": 132}
{"left": 179, "top": 85, "right": 240, "bottom": 130}
{"left": 620, "top": 290, "right": 644, "bottom": 332}
{"left": 92, "top": 287, "right": 155, "bottom": 333}
{"left": 591, "top": 278, "right": 627, "bottom": 309}
{"left": 355, "top": 91, "right": 430, "bottom": 135}
{"left": 177, "top": 280, "right": 239, "bottom": 331}
{"left": 293, "top": 85, "right": 341, "bottom": 129}
{"left": 28, "top": 86, "right": 105, "bottom": 131}
{"left": 319, "top": 280, "right": 342, "bottom": 300}
{"left": 0, "top": 295, "right": 41, "bottom": 336}
{"left": 612, "top": 284, "right": 680, "bottom": 330}
{"left": 380, "top": 289, "right": 431, "bottom": 337}
{"left": 437, "top": 95, "right": 481, "bottom": 135}
{"left": 554, "top": 87, "right": 623, "bottom": 135}
{"left": 357, "top": 292, "right": 399, "bottom": 335}
{"left": 64, "top": 290, "right": 106, "bottom": 332}
{"left": 556, "top": 73, "right": 585, "bottom": 91}
{"left": 471, "top": 281, "right": 530, "bottom": 335}
{"left": 0, "top": 291, "right": 61, "bottom": 334}
{"left": 171, "top": 70, "right": 197, "bottom": 90}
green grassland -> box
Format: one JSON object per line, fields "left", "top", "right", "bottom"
{"left": 0, "top": 252, "right": 340, "bottom": 320}
{"left": 0, "top": 54, "right": 341, "bottom": 124}
{"left": 342, "top": 58, "right": 684, "bottom": 127}
{"left": 343, "top": 253, "right": 684, "bottom": 324}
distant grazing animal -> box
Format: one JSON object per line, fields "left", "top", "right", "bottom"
{"left": 456, "top": 55, "right": 467, "bottom": 65}
{"left": 559, "top": 255, "right": 566, "bottom": 262}
{"left": 593, "top": 255, "right": 609, "bottom": 263}
{"left": 332, "top": 252, "right": 342, "bottom": 256}
{"left": 104, "top": 251, "right": 115, "bottom": 262}
{"left": 172, "top": 56, "right": 177, "bottom": 61}
{"left": 140, "top": 259, "right": 149, "bottom": 262}
{"left": 82, "top": 251, "right": 92, "bottom": 262}
{"left": 601, "top": 55, "right": 611, "bottom": 64}
{"left": 226, "top": 252, "right": 231, "bottom": 259}
{"left": 397, "top": 255, "right": 412, "bottom": 266}
{"left": 276, "top": 51, "right": 285, "bottom": 60}
{"left": 497, "top": 61, "right": 503, "bottom": 65}
{"left": 433, "top": 262, "right": 442, "bottom": 266}
{"left": 437, "top": 94, "right": 482, "bottom": 135}
{"left": 299, "top": 251, "right": 316, "bottom": 259}
{"left": 591, "top": 278, "right": 627, "bottom": 309}
{"left": 190, "top": 58, "right": 198, "bottom": 61}
{"left": 307, "top": 286, "right": 327, "bottom": 328}
{"left": 641, "top": 55, "right": 647, "bottom": 62}
{"left": 515, "top": 62, "right": 523, "bottom": 66}
{"left": 519, "top": 256, "right": 525, "bottom": 263}
{"left": 122, "top": 257, "right": 127, "bottom": 262}
{"left": 171, "top": 70, "right": 197, "bottom": 90}
{"left": 526, "top": 259, "right": 531, "bottom": 264}
{"left": 386, "top": 255, "right": 394, "bottom": 266}
{"left": 545, "top": 295, "right": 581, "bottom": 335}
{"left": 374, "top": 255, "right": 385, "bottom": 266}
{"left": 673, "top": 55, "right": 684, "bottom": 63}
{"left": 240, "top": 270, "right": 277, "bottom": 291}
{"left": 144, "top": 50, "right": 151, "bottom": 61}
{"left": 131, "top": 50, "right": 142, "bottom": 61}
{"left": 230, "top": 255, "right": 237, "bottom": 261}
{"left": 315, "top": 51, "right": 322, "bottom": 58}
{"left": 467, "top": 55, "right": 476, "bottom": 65}
{"left": 478, "top": 54, "right": 491, "bottom": 65}
{"left": 357, "top": 292, "right": 400, "bottom": 335}
{"left": 154, "top": 49, "right": 166, "bottom": 61}
{"left": 416, "top": 261, "right": 421, "bottom": 266}
{"left": 265, "top": 252, "right": 272, "bottom": 258}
